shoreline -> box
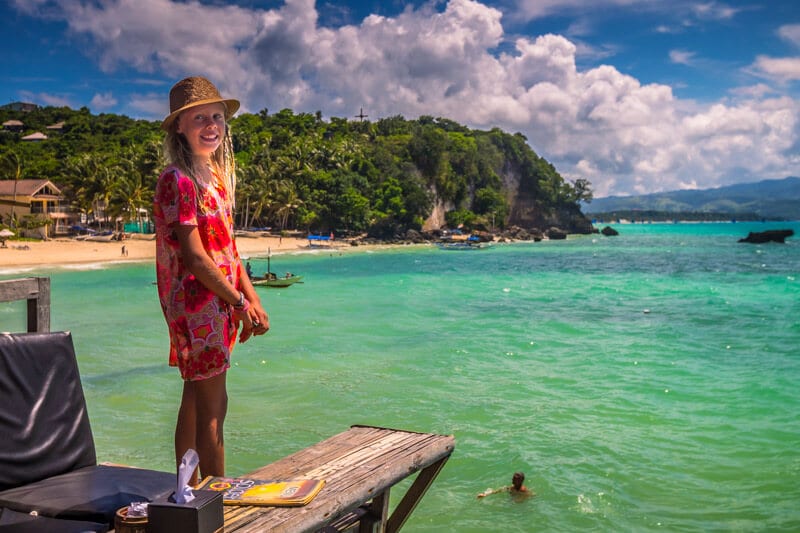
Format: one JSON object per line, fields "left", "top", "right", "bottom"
{"left": 0, "top": 234, "right": 318, "bottom": 273}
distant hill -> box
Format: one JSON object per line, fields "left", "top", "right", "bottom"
{"left": 583, "top": 177, "right": 800, "bottom": 220}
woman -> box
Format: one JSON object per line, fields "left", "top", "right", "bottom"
{"left": 154, "top": 76, "right": 269, "bottom": 485}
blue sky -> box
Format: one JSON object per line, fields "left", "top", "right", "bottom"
{"left": 2, "top": 0, "right": 800, "bottom": 197}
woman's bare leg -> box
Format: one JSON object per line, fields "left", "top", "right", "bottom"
{"left": 176, "top": 380, "right": 198, "bottom": 484}
{"left": 175, "top": 372, "right": 228, "bottom": 485}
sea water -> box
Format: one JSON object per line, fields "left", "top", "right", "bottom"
{"left": 2, "top": 222, "right": 799, "bottom": 532}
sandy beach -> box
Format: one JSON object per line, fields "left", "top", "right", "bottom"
{"left": 0, "top": 234, "right": 314, "bottom": 270}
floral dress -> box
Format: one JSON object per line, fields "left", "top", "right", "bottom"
{"left": 153, "top": 165, "right": 243, "bottom": 381}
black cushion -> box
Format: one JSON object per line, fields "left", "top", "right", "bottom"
{"left": 0, "top": 332, "right": 97, "bottom": 491}
{"left": 0, "top": 507, "right": 108, "bottom": 532}
{"left": 0, "top": 465, "right": 174, "bottom": 525}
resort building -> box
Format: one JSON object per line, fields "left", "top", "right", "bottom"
{"left": 0, "top": 179, "right": 77, "bottom": 237}
{"left": 21, "top": 132, "right": 48, "bottom": 142}
{"left": 2, "top": 120, "right": 24, "bottom": 133}
{"left": 46, "top": 121, "right": 65, "bottom": 133}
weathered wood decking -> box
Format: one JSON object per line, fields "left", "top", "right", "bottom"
{"left": 223, "top": 425, "right": 455, "bottom": 532}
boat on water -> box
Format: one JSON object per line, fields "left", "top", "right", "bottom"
{"left": 251, "top": 273, "right": 304, "bottom": 287}
{"left": 248, "top": 250, "right": 303, "bottom": 288}
{"left": 84, "top": 231, "right": 116, "bottom": 242}
{"left": 436, "top": 242, "right": 488, "bottom": 250}
{"left": 436, "top": 235, "right": 490, "bottom": 250}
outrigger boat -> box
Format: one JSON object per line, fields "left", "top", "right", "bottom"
{"left": 252, "top": 274, "right": 303, "bottom": 287}
{"left": 436, "top": 235, "right": 490, "bottom": 250}
{"left": 249, "top": 250, "right": 303, "bottom": 288}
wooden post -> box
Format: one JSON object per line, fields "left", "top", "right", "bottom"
{"left": 0, "top": 277, "right": 50, "bottom": 332}
{"left": 359, "top": 489, "right": 390, "bottom": 533}
{"left": 385, "top": 455, "right": 450, "bottom": 533}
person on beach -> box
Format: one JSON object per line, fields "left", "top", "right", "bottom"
{"left": 477, "top": 472, "right": 534, "bottom": 499}
{"left": 154, "top": 76, "right": 269, "bottom": 485}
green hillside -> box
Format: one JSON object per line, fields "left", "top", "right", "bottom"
{"left": 584, "top": 177, "right": 800, "bottom": 221}
{"left": 1, "top": 106, "right": 593, "bottom": 236}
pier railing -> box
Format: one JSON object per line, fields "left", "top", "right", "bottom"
{"left": 0, "top": 277, "right": 50, "bottom": 333}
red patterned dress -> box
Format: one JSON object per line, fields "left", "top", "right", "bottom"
{"left": 153, "top": 165, "right": 243, "bottom": 381}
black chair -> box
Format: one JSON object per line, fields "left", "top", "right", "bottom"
{"left": 0, "top": 331, "right": 175, "bottom": 529}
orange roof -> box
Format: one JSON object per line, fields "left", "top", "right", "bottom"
{"left": 0, "top": 179, "right": 62, "bottom": 197}
{"left": 21, "top": 132, "right": 48, "bottom": 141}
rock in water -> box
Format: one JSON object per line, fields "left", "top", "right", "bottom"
{"left": 738, "top": 229, "right": 794, "bottom": 244}
{"left": 601, "top": 226, "right": 619, "bottom": 236}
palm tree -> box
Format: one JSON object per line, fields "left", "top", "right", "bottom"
{"left": 110, "top": 173, "right": 152, "bottom": 232}
{"left": 67, "top": 154, "right": 118, "bottom": 228}
{"left": 110, "top": 151, "right": 154, "bottom": 232}
{"left": 241, "top": 162, "right": 275, "bottom": 228}
{"left": 270, "top": 180, "right": 303, "bottom": 231}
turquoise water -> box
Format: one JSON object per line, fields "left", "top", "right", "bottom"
{"left": 2, "top": 222, "right": 799, "bottom": 532}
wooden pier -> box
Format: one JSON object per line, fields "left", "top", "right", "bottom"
{"left": 1, "top": 278, "right": 455, "bottom": 532}
{"left": 0, "top": 277, "right": 50, "bottom": 332}
{"left": 223, "top": 425, "right": 455, "bottom": 532}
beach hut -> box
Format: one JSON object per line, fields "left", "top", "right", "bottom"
{"left": 2, "top": 119, "right": 23, "bottom": 133}
{"left": 46, "top": 121, "right": 65, "bottom": 133}
{"left": 21, "top": 132, "right": 48, "bottom": 142}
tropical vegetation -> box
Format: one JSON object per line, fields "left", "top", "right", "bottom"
{"left": 0, "top": 105, "right": 593, "bottom": 236}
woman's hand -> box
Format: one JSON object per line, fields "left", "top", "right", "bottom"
{"left": 237, "top": 260, "right": 270, "bottom": 343}
{"left": 233, "top": 297, "right": 269, "bottom": 343}
{"left": 245, "top": 299, "right": 269, "bottom": 342}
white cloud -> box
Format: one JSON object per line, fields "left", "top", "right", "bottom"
{"left": 729, "top": 83, "right": 775, "bottom": 99}
{"left": 510, "top": 0, "right": 741, "bottom": 24}
{"left": 750, "top": 55, "right": 800, "bottom": 83}
{"left": 19, "top": 90, "right": 72, "bottom": 108}
{"left": 778, "top": 24, "right": 800, "bottom": 47}
{"left": 669, "top": 49, "right": 696, "bottom": 65}
{"left": 56, "top": 0, "right": 259, "bottom": 115}
{"left": 690, "top": 2, "right": 741, "bottom": 21}
{"left": 511, "top": 0, "right": 652, "bottom": 22}
{"left": 21, "top": 0, "right": 800, "bottom": 198}
{"left": 128, "top": 92, "right": 164, "bottom": 118}
{"left": 90, "top": 92, "right": 117, "bottom": 111}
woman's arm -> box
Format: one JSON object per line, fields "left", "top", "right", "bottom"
{"left": 174, "top": 224, "right": 259, "bottom": 341}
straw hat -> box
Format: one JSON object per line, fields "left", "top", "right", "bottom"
{"left": 161, "top": 76, "right": 240, "bottom": 131}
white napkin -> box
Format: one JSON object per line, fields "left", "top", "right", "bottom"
{"left": 126, "top": 501, "right": 149, "bottom": 517}
{"left": 174, "top": 448, "right": 200, "bottom": 504}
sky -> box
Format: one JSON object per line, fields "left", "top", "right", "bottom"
{"left": 2, "top": 0, "right": 800, "bottom": 198}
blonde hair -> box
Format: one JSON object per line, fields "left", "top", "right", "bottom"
{"left": 162, "top": 112, "right": 237, "bottom": 210}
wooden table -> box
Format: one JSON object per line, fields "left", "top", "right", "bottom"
{"left": 222, "top": 425, "right": 455, "bottom": 532}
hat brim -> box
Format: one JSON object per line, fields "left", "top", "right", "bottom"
{"left": 161, "top": 97, "right": 240, "bottom": 131}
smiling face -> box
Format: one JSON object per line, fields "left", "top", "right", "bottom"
{"left": 176, "top": 102, "right": 227, "bottom": 161}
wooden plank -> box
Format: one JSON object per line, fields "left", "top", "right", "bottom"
{"left": 0, "top": 277, "right": 42, "bottom": 302}
{"left": 222, "top": 426, "right": 454, "bottom": 533}
{"left": 28, "top": 277, "right": 50, "bottom": 332}
{"left": 0, "top": 277, "right": 50, "bottom": 332}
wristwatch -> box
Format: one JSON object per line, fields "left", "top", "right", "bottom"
{"left": 233, "top": 291, "right": 245, "bottom": 309}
